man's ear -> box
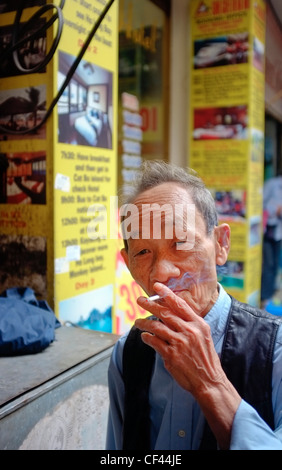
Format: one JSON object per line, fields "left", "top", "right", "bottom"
{"left": 215, "top": 224, "right": 230, "bottom": 266}
{"left": 121, "top": 248, "right": 129, "bottom": 268}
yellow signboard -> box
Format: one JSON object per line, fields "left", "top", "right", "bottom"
{"left": 53, "top": 0, "right": 118, "bottom": 332}
{"left": 0, "top": 2, "right": 55, "bottom": 305}
{"left": 189, "top": 0, "right": 266, "bottom": 305}
{"left": 0, "top": 1, "right": 119, "bottom": 332}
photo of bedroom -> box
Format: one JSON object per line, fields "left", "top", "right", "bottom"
{"left": 58, "top": 51, "right": 113, "bottom": 149}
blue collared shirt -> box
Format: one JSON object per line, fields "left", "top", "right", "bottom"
{"left": 106, "top": 285, "right": 282, "bottom": 450}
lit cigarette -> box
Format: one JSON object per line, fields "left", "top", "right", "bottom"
{"left": 147, "top": 294, "right": 161, "bottom": 301}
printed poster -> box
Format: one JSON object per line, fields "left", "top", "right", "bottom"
{"left": 53, "top": 0, "right": 119, "bottom": 332}
{"left": 189, "top": 0, "right": 266, "bottom": 305}
{"left": 0, "top": 0, "right": 54, "bottom": 306}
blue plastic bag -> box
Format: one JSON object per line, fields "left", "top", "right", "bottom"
{"left": 0, "top": 287, "right": 61, "bottom": 356}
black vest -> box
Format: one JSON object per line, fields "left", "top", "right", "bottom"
{"left": 122, "top": 296, "right": 282, "bottom": 450}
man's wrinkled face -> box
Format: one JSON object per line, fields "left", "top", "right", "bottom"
{"left": 121, "top": 182, "right": 230, "bottom": 317}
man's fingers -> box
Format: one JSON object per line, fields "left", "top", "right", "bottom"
{"left": 153, "top": 283, "right": 198, "bottom": 321}
{"left": 140, "top": 331, "right": 171, "bottom": 357}
{"left": 137, "top": 295, "right": 188, "bottom": 332}
{"left": 135, "top": 317, "right": 177, "bottom": 342}
{"left": 137, "top": 296, "right": 168, "bottom": 318}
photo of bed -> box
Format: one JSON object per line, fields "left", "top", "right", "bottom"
{"left": 73, "top": 106, "right": 106, "bottom": 147}
{"left": 58, "top": 51, "right": 113, "bottom": 149}
{"left": 193, "top": 33, "right": 249, "bottom": 69}
{"left": 193, "top": 105, "right": 248, "bottom": 140}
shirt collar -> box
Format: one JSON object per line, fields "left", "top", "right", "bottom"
{"left": 204, "top": 283, "right": 231, "bottom": 347}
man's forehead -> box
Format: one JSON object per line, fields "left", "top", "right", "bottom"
{"left": 132, "top": 182, "right": 193, "bottom": 206}
{"left": 120, "top": 198, "right": 196, "bottom": 243}
{"left": 123, "top": 201, "right": 195, "bottom": 221}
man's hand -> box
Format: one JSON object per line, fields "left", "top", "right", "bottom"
{"left": 136, "top": 282, "right": 241, "bottom": 449}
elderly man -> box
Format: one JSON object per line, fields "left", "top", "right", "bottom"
{"left": 106, "top": 160, "right": 282, "bottom": 450}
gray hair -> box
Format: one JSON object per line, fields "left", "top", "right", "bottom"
{"left": 121, "top": 160, "right": 218, "bottom": 238}
{"left": 121, "top": 160, "right": 218, "bottom": 250}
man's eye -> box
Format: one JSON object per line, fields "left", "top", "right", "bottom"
{"left": 175, "top": 240, "right": 192, "bottom": 251}
{"left": 175, "top": 240, "right": 187, "bottom": 247}
{"left": 136, "top": 249, "right": 149, "bottom": 256}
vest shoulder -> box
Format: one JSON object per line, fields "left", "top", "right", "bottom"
{"left": 230, "top": 296, "right": 282, "bottom": 324}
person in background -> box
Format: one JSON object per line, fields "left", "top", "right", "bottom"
{"left": 261, "top": 170, "right": 282, "bottom": 308}
{"left": 106, "top": 160, "right": 282, "bottom": 450}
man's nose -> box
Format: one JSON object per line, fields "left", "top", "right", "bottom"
{"left": 151, "top": 257, "right": 181, "bottom": 284}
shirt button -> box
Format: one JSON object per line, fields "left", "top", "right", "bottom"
{"left": 178, "top": 429, "right": 186, "bottom": 438}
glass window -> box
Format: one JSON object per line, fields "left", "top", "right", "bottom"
{"left": 70, "top": 81, "right": 78, "bottom": 112}
{"left": 78, "top": 85, "right": 87, "bottom": 111}
{"left": 118, "top": 0, "right": 170, "bottom": 200}
{"left": 57, "top": 71, "right": 69, "bottom": 114}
